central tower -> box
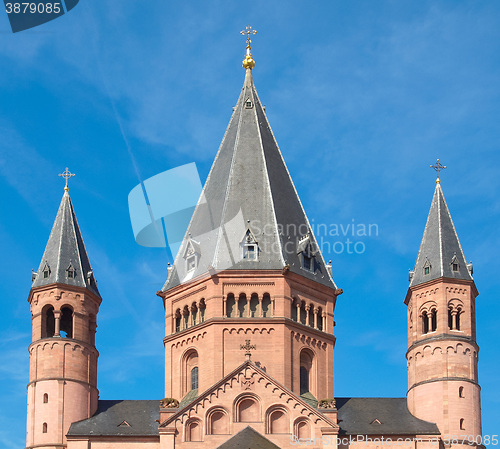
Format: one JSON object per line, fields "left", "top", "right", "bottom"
{"left": 157, "top": 35, "right": 340, "bottom": 407}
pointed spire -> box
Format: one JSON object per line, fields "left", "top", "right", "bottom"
{"left": 163, "top": 53, "right": 335, "bottom": 291}
{"left": 409, "top": 179, "right": 472, "bottom": 287}
{"left": 31, "top": 180, "right": 100, "bottom": 297}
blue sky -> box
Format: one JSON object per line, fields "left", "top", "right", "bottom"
{"left": 1, "top": 1, "right": 499, "bottom": 447}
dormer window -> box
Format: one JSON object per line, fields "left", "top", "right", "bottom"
{"left": 245, "top": 98, "right": 253, "bottom": 109}
{"left": 183, "top": 238, "right": 201, "bottom": 273}
{"left": 297, "top": 235, "right": 317, "bottom": 273}
{"left": 423, "top": 258, "right": 431, "bottom": 276}
{"left": 66, "top": 263, "right": 76, "bottom": 279}
{"left": 42, "top": 262, "right": 51, "bottom": 279}
{"left": 241, "top": 229, "right": 259, "bottom": 261}
{"left": 450, "top": 254, "right": 460, "bottom": 272}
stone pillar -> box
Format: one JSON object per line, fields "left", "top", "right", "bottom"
{"left": 258, "top": 296, "right": 263, "bottom": 317}
{"left": 451, "top": 310, "right": 458, "bottom": 330}
{"left": 53, "top": 310, "right": 61, "bottom": 337}
{"left": 313, "top": 308, "right": 318, "bottom": 329}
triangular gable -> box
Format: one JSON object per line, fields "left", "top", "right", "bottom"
{"left": 217, "top": 426, "right": 280, "bottom": 449}
{"left": 160, "top": 360, "right": 338, "bottom": 430}
{"left": 117, "top": 420, "right": 131, "bottom": 427}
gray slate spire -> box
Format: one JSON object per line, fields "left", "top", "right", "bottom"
{"left": 409, "top": 181, "right": 472, "bottom": 287}
{"left": 32, "top": 189, "right": 100, "bottom": 297}
{"left": 163, "top": 69, "right": 335, "bottom": 291}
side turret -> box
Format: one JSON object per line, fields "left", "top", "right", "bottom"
{"left": 26, "top": 175, "right": 101, "bottom": 449}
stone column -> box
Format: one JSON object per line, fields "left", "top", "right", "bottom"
{"left": 451, "top": 310, "right": 458, "bottom": 330}
{"left": 306, "top": 305, "right": 311, "bottom": 327}
{"left": 296, "top": 302, "right": 300, "bottom": 323}
{"left": 53, "top": 310, "right": 61, "bottom": 337}
{"left": 427, "top": 313, "right": 433, "bottom": 332}
{"left": 258, "top": 296, "right": 263, "bottom": 317}
{"left": 313, "top": 308, "right": 318, "bottom": 329}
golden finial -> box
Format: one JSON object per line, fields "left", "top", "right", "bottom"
{"left": 59, "top": 167, "right": 75, "bottom": 192}
{"left": 430, "top": 159, "right": 446, "bottom": 184}
{"left": 240, "top": 25, "right": 257, "bottom": 70}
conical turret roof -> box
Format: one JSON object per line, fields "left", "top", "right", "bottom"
{"left": 410, "top": 181, "right": 472, "bottom": 287}
{"left": 31, "top": 189, "right": 100, "bottom": 297}
{"left": 163, "top": 69, "right": 335, "bottom": 291}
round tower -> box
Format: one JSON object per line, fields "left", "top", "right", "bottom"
{"left": 406, "top": 174, "right": 482, "bottom": 448}
{"left": 26, "top": 176, "right": 101, "bottom": 449}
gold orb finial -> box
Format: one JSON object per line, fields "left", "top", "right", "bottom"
{"left": 240, "top": 25, "right": 257, "bottom": 70}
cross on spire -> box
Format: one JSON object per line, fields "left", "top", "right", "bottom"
{"left": 240, "top": 25, "right": 257, "bottom": 47}
{"left": 59, "top": 167, "right": 75, "bottom": 192}
{"left": 430, "top": 159, "right": 446, "bottom": 183}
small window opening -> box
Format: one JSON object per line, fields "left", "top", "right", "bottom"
{"left": 303, "top": 254, "right": 312, "bottom": 271}
{"left": 431, "top": 310, "right": 437, "bottom": 332}
{"left": 187, "top": 255, "right": 197, "bottom": 272}
{"left": 60, "top": 307, "right": 73, "bottom": 338}
{"left": 422, "top": 312, "right": 429, "bottom": 334}
{"left": 42, "top": 423, "right": 47, "bottom": 433}
{"left": 460, "top": 418, "right": 465, "bottom": 430}
{"left": 243, "top": 245, "right": 257, "bottom": 260}
{"left": 191, "top": 366, "right": 199, "bottom": 390}
{"left": 175, "top": 309, "right": 181, "bottom": 332}
{"left": 43, "top": 393, "right": 48, "bottom": 403}
{"left": 424, "top": 266, "right": 430, "bottom": 275}
{"left": 459, "top": 386, "right": 465, "bottom": 398}
{"left": 452, "top": 263, "right": 459, "bottom": 271}
{"left": 300, "top": 366, "right": 309, "bottom": 395}
{"left": 456, "top": 310, "right": 461, "bottom": 331}
{"left": 43, "top": 270, "right": 49, "bottom": 279}
{"left": 448, "top": 308, "right": 453, "bottom": 329}
{"left": 44, "top": 306, "right": 55, "bottom": 338}
{"left": 245, "top": 99, "right": 253, "bottom": 108}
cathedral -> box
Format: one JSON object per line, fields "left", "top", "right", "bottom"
{"left": 25, "top": 35, "right": 482, "bottom": 449}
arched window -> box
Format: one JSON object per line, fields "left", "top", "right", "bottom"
{"left": 235, "top": 396, "right": 260, "bottom": 422}
{"left": 294, "top": 418, "right": 311, "bottom": 440}
{"left": 238, "top": 294, "right": 247, "bottom": 317}
{"left": 300, "top": 366, "right": 309, "bottom": 395}
{"left": 456, "top": 309, "right": 461, "bottom": 331}
{"left": 185, "top": 418, "right": 202, "bottom": 442}
{"left": 183, "top": 305, "right": 189, "bottom": 329}
{"left": 459, "top": 386, "right": 465, "bottom": 398}
{"left": 308, "top": 306, "right": 314, "bottom": 327}
{"left": 317, "top": 307, "right": 323, "bottom": 331}
{"left": 291, "top": 299, "right": 298, "bottom": 322}
{"left": 262, "top": 294, "right": 271, "bottom": 317}
{"left": 42, "top": 422, "right": 47, "bottom": 433}
{"left": 422, "top": 312, "right": 429, "bottom": 334}
{"left": 300, "top": 349, "right": 314, "bottom": 396}
{"left": 199, "top": 298, "right": 206, "bottom": 322}
{"left": 207, "top": 408, "right": 229, "bottom": 435}
{"left": 191, "top": 303, "right": 198, "bottom": 326}
{"left": 42, "top": 305, "right": 55, "bottom": 339}
{"left": 268, "top": 407, "right": 289, "bottom": 434}
{"left": 60, "top": 307, "right": 73, "bottom": 338}
{"left": 300, "top": 302, "right": 307, "bottom": 325}
{"left": 431, "top": 310, "right": 437, "bottom": 332}
{"left": 175, "top": 309, "right": 182, "bottom": 332}
{"left": 43, "top": 393, "right": 48, "bottom": 403}
{"left": 226, "top": 294, "right": 235, "bottom": 318}
{"left": 250, "top": 294, "right": 259, "bottom": 318}
{"left": 191, "top": 366, "right": 199, "bottom": 390}
{"left": 183, "top": 349, "right": 199, "bottom": 395}
{"left": 448, "top": 308, "right": 453, "bottom": 329}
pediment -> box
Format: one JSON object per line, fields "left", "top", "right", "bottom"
{"left": 160, "top": 360, "right": 338, "bottom": 430}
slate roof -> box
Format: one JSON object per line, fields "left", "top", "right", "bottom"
{"left": 216, "top": 426, "right": 280, "bottom": 449}
{"left": 410, "top": 182, "right": 472, "bottom": 287}
{"left": 162, "top": 68, "right": 335, "bottom": 291}
{"left": 336, "top": 397, "right": 440, "bottom": 435}
{"left": 67, "top": 397, "right": 439, "bottom": 438}
{"left": 67, "top": 400, "right": 159, "bottom": 437}
{"left": 31, "top": 189, "right": 100, "bottom": 297}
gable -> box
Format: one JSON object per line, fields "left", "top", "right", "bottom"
{"left": 161, "top": 361, "right": 337, "bottom": 445}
